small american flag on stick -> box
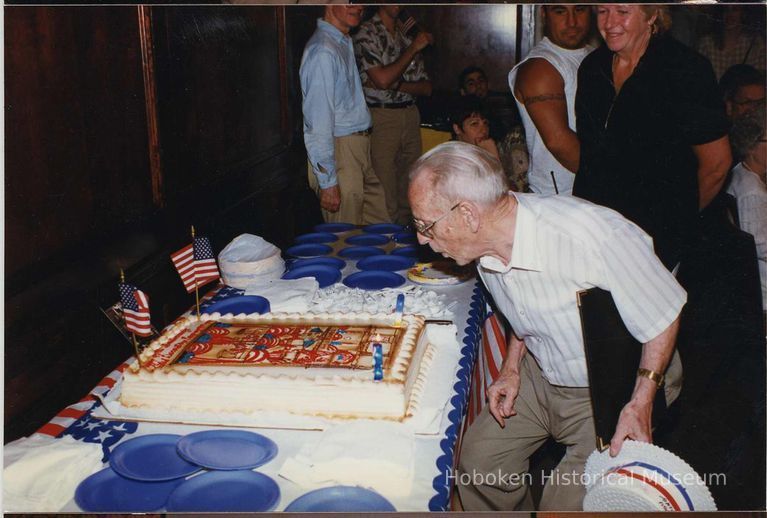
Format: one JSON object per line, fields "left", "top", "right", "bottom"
{"left": 171, "top": 236, "right": 220, "bottom": 293}
{"left": 118, "top": 283, "right": 152, "bottom": 337}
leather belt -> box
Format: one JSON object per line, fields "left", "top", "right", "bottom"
{"left": 367, "top": 101, "right": 415, "bottom": 109}
{"left": 347, "top": 128, "right": 372, "bottom": 137}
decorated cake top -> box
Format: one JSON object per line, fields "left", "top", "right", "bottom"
{"left": 143, "top": 320, "right": 403, "bottom": 371}
{"left": 136, "top": 312, "right": 423, "bottom": 379}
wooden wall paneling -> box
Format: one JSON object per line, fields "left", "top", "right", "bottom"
{"left": 5, "top": 7, "right": 153, "bottom": 278}
{"left": 407, "top": 5, "right": 519, "bottom": 95}
{"left": 138, "top": 5, "right": 164, "bottom": 208}
{"left": 70, "top": 7, "right": 153, "bottom": 229}
{"left": 277, "top": 6, "right": 290, "bottom": 142}
{"left": 151, "top": 6, "right": 286, "bottom": 204}
{"left": 6, "top": 8, "right": 94, "bottom": 276}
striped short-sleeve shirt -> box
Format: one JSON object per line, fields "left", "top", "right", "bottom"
{"left": 478, "top": 193, "right": 687, "bottom": 387}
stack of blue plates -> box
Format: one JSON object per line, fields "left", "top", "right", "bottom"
{"left": 75, "top": 431, "right": 281, "bottom": 513}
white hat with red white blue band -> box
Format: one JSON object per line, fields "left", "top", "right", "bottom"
{"left": 582, "top": 440, "right": 717, "bottom": 511}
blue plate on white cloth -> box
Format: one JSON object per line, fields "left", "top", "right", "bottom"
{"left": 391, "top": 245, "right": 420, "bottom": 257}
{"left": 109, "top": 434, "right": 201, "bottom": 482}
{"left": 75, "top": 467, "right": 183, "bottom": 512}
{"left": 343, "top": 270, "right": 405, "bottom": 290}
{"left": 288, "top": 256, "right": 346, "bottom": 271}
{"left": 393, "top": 231, "right": 418, "bottom": 245}
{"left": 294, "top": 232, "right": 339, "bottom": 245}
{"left": 314, "top": 222, "right": 356, "bottom": 233}
{"left": 165, "top": 471, "right": 280, "bottom": 512}
{"left": 363, "top": 223, "right": 404, "bottom": 234}
{"left": 285, "top": 243, "right": 332, "bottom": 258}
{"left": 281, "top": 264, "right": 341, "bottom": 289}
{"left": 202, "top": 295, "right": 270, "bottom": 315}
{"left": 338, "top": 246, "right": 386, "bottom": 260}
{"left": 284, "top": 486, "right": 396, "bottom": 512}
{"left": 357, "top": 254, "right": 416, "bottom": 272}
{"left": 176, "top": 430, "right": 278, "bottom": 470}
{"left": 344, "top": 233, "right": 390, "bottom": 246}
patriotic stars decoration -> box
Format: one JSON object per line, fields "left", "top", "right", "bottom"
{"left": 171, "top": 235, "right": 221, "bottom": 293}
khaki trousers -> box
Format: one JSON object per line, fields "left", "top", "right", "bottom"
{"left": 369, "top": 105, "right": 422, "bottom": 225}
{"left": 458, "top": 352, "right": 682, "bottom": 511}
{"left": 307, "top": 134, "right": 389, "bottom": 225}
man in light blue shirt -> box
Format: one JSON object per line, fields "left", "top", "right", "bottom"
{"left": 300, "top": 6, "right": 389, "bottom": 224}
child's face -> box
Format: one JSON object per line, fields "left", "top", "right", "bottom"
{"left": 454, "top": 113, "right": 490, "bottom": 144}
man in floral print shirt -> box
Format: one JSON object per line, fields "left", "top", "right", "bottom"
{"left": 354, "top": 6, "right": 433, "bottom": 225}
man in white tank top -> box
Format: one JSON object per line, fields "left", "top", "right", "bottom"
{"left": 509, "top": 5, "right": 593, "bottom": 195}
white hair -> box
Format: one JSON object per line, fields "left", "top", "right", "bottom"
{"left": 409, "top": 141, "right": 510, "bottom": 208}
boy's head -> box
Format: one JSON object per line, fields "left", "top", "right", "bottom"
{"left": 459, "top": 66, "right": 489, "bottom": 98}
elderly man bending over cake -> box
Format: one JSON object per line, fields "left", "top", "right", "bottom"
{"left": 407, "top": 142, "right": 685, "bottom": 511}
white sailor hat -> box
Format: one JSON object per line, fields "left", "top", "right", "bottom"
{"left": 582, "top": 440, "right": 717, "bottom": 511}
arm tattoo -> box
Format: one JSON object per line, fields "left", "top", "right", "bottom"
{"left": 523, "top": 93, "right": 566, "bottom": 106}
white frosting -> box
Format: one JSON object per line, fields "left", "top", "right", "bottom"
{"left": 121, "top": 312, "right": 434, "bottom": 420}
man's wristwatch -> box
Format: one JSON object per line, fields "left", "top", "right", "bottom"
{"left": 637, "top": 367, "right": 665, "bottom": 388}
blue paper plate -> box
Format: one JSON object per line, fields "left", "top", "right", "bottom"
{"left": 393, "top": 231, "right": 418, "bottom": 245}
{"left": 284, "top": 486, "right": 396, "bottom": 512}
{"left": 363, "top": 223, "right": 404, "bottom": 234}
{"left": 391, "top": 245, "right": 420, "bottom": 257}
{"left": 75, "top": 467, "right": 183, "bottom": 512}
{"left": 288, "top": 256, "right": 346, "bottom": 271}
{"left": 314, "top": 222, "right": 356, "bottom": 233}
{"left": 343, "top": 270, "right": 405, "bottom": 290}
{"left": 281, "top": 264, "right": 341, "bottom": 288}
{"left": 338, "top": 246, "right": 386, "bottom": 260}
{"left": 357, "top": 254, "right": 416, "bottom": 272}
{"left": 176, "top": 430, "right": 278, "bottom": 470}
{"left": 285, "top": 243, "right": 332, "bottom": 258}
{"left": 202, "top": 295, "right": 270, "bottom": 315}
{"left": 165, "top": 471, "right": 280, "bottom": 512}
{"left": 344, "top": 233, "right": 390, "bottom": 246}
{"left": 294, "top": 232, "right": 339, "bottom": 245}
{"left": 109, "top": 434, "right": 201, "bottom": 482}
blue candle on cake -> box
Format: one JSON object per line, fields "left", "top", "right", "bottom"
{"left": 394, "top": 293, "right": 405, "bottom": 327}
{"left": 372, "top": 333, "right": 383, "bottom": 381}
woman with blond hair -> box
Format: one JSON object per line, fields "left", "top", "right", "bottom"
{"left": 573, "top": 5, "right": 731, "bottom": 270}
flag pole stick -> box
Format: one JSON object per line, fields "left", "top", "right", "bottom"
{"left": 191, "top": 225, "right": 200, "bottom": 317}
{"left": 121, "top": 269, "right": 143, "bottom": 367}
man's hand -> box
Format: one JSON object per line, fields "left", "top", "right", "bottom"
{"left": 487, "top": 369, "right": 522, "bottom": 428}
{"left": 410, "top": 31, "right": 433, "bottom": 52}
{"left": 609, "top": 397, "right": 653, "bottom": 456}
{"left": 319, "top": 185, "right": 341, "bottom": 213}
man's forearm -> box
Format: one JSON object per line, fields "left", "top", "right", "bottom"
{"left": 631, "top": 317, "right": 680, "bottom": 406}
{"left": 499, "top": 333, "right": 526, "bottom": 376}
{"left": 304, "top": 133, "right": 337, "bottom": 189}
{"left": 545, "top": 130, "right": 580, "bottom": 173}
{"left": 695, "top": 135, "right": 732, "bottom": 209}
{"left": 365, "top": 46, "right": 420, "bottom": 90}
{"left": 397, "top": 80, "right": 432, "bottom": 97}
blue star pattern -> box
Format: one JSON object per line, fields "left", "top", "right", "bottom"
{"left": 199, "top": 286, "right": 244, "bottom": 311}
{"left": 63, "top": 404, "right": 139, "bottom": 462}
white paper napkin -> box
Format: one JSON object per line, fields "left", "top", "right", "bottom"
{"left": 3, "top": 435, "right": 104, "bottom": 512}
{"left": 279, "top": 421, "right": 415, "bottom": 498}
{"left": 244, "top": 277, "right": 319, "bottom": 313}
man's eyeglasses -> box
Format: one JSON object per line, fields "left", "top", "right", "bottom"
{"left": 412, "top": 202, "right": 461, "bottom": 239}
